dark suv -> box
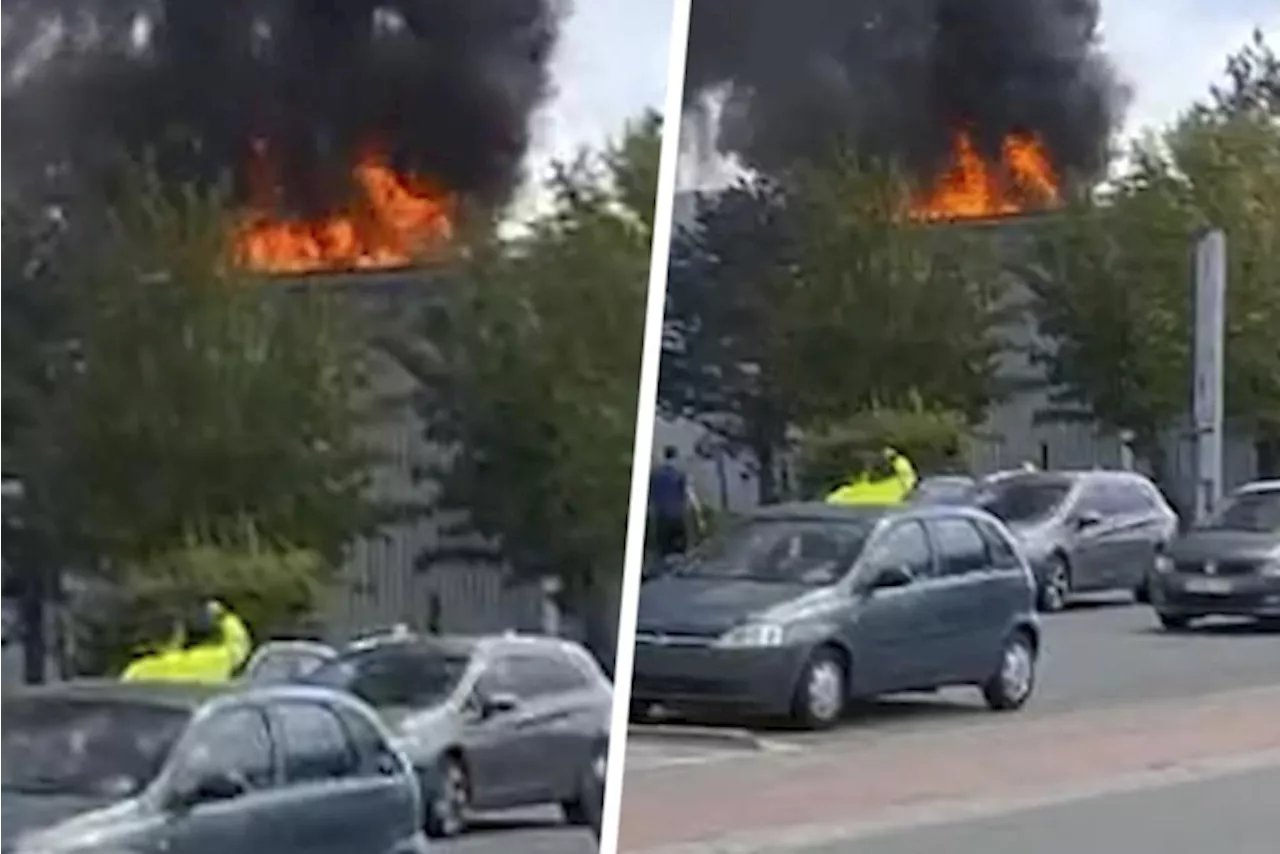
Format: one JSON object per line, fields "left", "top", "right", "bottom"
{"left": 972, "top": 470, "right": 1178, "bottom": 611}
{"left": 632, "top": 503, "right": 1041, "bottom": 729}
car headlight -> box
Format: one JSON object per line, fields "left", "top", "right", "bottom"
{"left": 1154, "top": 554, "right": 1175, "bottom": 574}
{"left": 714, "top": 622, "right": 784, "bottom": 648}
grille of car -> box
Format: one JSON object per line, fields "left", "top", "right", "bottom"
{"left": 1175, "top": 560, "right": 1259, "bottom": 577}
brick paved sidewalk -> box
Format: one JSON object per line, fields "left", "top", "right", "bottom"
{"left": 618, "top": 686, "right": 1280, "bottom": 851}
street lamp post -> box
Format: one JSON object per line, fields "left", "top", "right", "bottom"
{"left": 1191, "top": 229, "right": 1227, "bottom": 524}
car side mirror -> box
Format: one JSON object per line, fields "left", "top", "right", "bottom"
{"left": 1074, "top": 510, "right": 1102, "bottom": 530}
{"left": 864, "top": 564, "right": 913, "bottom": 594}
{"left": 480, "top": 691, "right": 520, "bottom": 717}
{"left": 168, "top": 770, "right": 246, "bottom": 812}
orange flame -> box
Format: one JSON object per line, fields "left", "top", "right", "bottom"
{"left": 911, "top": 132, "right": 1061, "bottom": 220}
{"left": 234, "top": 145, "right": 454, "bottom": 274}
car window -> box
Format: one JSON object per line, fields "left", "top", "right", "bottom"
{"left": 505, "top": 651, "right": 592, "bottom": 699}
{"left": 1073, "top": 481, "right": 1108, "bottom": 515}
{"left": 331, "top": 704, "right": 399, "bottom": 777}
{"left": 1202, "top": 488, "right": 1280, "bottom": 533}
{"left": 246, "top": 648, "right": 331, "bottom": 684}
{"left": 862, "top": 521, "right": 934, "bottom": 580}
{"left": 929, "top": 518, "right": 990, "bottom": 577}
{"left": 308, "top": 647, "right": 470, "bottom": 708}
{"left": 273, "top": 701, "right": 358, "bottom": 784}
{"left": 675, "top": 518, "right": 873, "bottom": 584}
{"left": 172, "top": 706, "right": 274, "bottom": 793}
{"left": 1115, "top": 479, "right": 1159, "bottom": 514}
{"left": 976, "top": 519, "right": 1021, "bottom": 570}
{"left": 475, "top": 654, "right": 523, "bottom": 698}
{"left": 2, "top": 698, "right": 190, "bottom": 798}
{"left": 978, "top": 477, "right": 1074, "bottom": 524}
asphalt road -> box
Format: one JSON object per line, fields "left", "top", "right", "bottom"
{"left": 811, "top": 763, "right": 1280, "bottom": 854}
{"left": 431, "top": 807, "right": 598, "bottom": 854}
{"left": 620, "top": 599, "right": 1280, "bottom": 852}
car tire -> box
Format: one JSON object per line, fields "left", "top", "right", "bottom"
{"left": 790, "top": 646, "right": 847, "bottom": 730}
{"left": 1037, "top": 554, "right": 1071, "bottom": 613}
{"left": 561, "top": 743, "right": 607, "bottom": 833}
{"left": 1133, "top": 574, "right": 1151, "bottom": 604}
{"left": 1158, "top": 612, "right": 1192, "bottom": 632}
{"left": 982, "top": 630, "right": 1037, "bottom": 712}
{"left": 424, "top": 754, "right": 469, "bottom": 838}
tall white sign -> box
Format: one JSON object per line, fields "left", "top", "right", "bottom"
{"left": 1192, "top": 229, "right": 1226, "bottom": 523}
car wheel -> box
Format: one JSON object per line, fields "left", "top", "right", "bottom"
{"left": 424, "top": 755, "right": 469, "bottom": 838}
{"left": 562, "top": 744, "right": 607, "bottom": 832}
{"left": 791, "top": 646, "right": 847, "bottom": 730}
{"left": 1037, "top": 555, "right": 1071, "bottom": 613}
{"left": 982, "top": 630, "right": 1037, "bottom": 712}
{"left": 1133, "top": 574, "right": 1151, "bottom": 604}
{"left": 1158, "top": 612, "right": 1192, "bottom": 632}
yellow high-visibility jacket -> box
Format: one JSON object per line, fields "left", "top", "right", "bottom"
{"left": 826, "top": 451, "right": 918, "bottom": 507}
{"left": 120, "top": 604, "right": 253, "bottom": 684}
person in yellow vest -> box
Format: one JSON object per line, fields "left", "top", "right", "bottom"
{"left": 826, "top": 447, "right": 918, "bottom": 506}
{"left": 121, "top": 600, "right": 253, "bottom": 684}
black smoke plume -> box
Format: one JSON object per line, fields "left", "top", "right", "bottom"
{"left": 2, "top": 0, "right": 564, "bottom": 214}
{"left": 685, "top": 0, "right": 1129, "bottom": 186}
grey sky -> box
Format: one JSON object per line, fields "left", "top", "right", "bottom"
{"left": 1103, "top": 0, "right": 1280, "bottom": 135}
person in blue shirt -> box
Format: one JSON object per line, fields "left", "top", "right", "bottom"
{"left": 650, "top": 446, "right": 699, "bottom": 556}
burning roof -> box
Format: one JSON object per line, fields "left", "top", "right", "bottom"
{"left": 3, "top": 0, "right": 564, "bottom": 273}
{"left": 686, "top": 0, "right": 1129, "bottom": 220}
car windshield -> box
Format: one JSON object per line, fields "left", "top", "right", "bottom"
{"left": 306, "top": 648, "right": 471, "bottom": 708}
{"left": 1201, "top": 489, "right": 1280, "bottom": 533}
{"left": 978, "top": 478, "right": 1073, "bottom": 524}
{"left": 674, "top": 518, "right": 872, "bottom": 584}
{"left": 244, "top": 647, "right": 332, "bottom": 683}
{"left": 2, "top": 697, "right": 190, "bottom": 798}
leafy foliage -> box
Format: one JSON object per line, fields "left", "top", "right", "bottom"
{"left": 399, "top": 112, "right": 658, "bottom": 645}
{"left": 68, "top": 537, "right": 329, "bottom": 676}
{"left": 660, "top": 152, "right": 1009, "bottom": 500}
{"left": 1025, "top": 32, "right": 1280, "bottom": 472}
{"left": 797, "top": 405, "right": 970, "bottom": 498}
{"left": 3, "top": 164, "right": 382, "bottom": 572}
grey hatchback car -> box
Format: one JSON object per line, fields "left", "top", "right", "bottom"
{"left": 2, "top": 680, "right": 427, "bottom": 854}
{"left": 303, "top": 633, "right": 611, "bottom": 838}
{"left": 973, "top": 470, "right": 1178, "bottom": 611}
{"left": 632, "top": 503, "right": 1041, "bottom": 729}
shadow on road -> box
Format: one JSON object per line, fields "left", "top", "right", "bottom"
{"left": 462, "top": 815, "right": 576, "bottom": 836}
{"left": 1135, "top": 617, "right": 1280, "bottom": 637}
{"left": 637, "top": 692, "right": 986, "bottom": 736}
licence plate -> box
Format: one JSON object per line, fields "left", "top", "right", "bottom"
{"left": 1184, "top": 578, "right": 1234, "bottom": 594}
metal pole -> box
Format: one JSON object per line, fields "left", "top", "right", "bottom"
{"left": 1192, "top": 229, "right": 1227, "bottom": 524}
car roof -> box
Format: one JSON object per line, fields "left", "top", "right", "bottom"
{"left": 3, "top": 678, "right": 227, "bottom": 711}
{"left": 746, "top": 501, "right": 1002, "bottom": 527}
{"left": 1237, "top": 479, "right": 1280, "bottom": 494}
{"left": 340, "top": 632, "right": 585, "bottom": 660}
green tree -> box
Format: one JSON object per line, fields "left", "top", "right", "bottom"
{"left": 403, "top": 112, "right": 659, "bottom": 664}
{"left": 1026, "top": 32, "right": 1280, "bottom": 477}
{"left": 4, "top": 166, "right": 382, "bottom": 593}
{"left": 661, "top": 151, "right": 1009, "bottom": 501}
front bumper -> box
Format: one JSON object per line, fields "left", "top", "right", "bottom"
{"left": 631, "top": 639, "right": 812, "bottom": 715}
{"left": 1152, "top": 573, "right": 1280, "bottom": 618}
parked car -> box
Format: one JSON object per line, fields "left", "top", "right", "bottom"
{"left": 239, "top": 639, "right": 338, "bottom": 683}
{"left": 2, "top": 680, "right": 428, "bottom": 854}
{"left": 970, "top": 470, "right": 1178, "bottom": 611}
{"left": 631, "top": 502, "right": 1041, "bottom": 730}
{"left": 909, "top": 475, "right": 978, "bottom": 505}
{"left": 301, "top": 633, "right": 611, "bottom": 838}
{"left": 1151, "top": 479, "right": 1280, "bottom": 630}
